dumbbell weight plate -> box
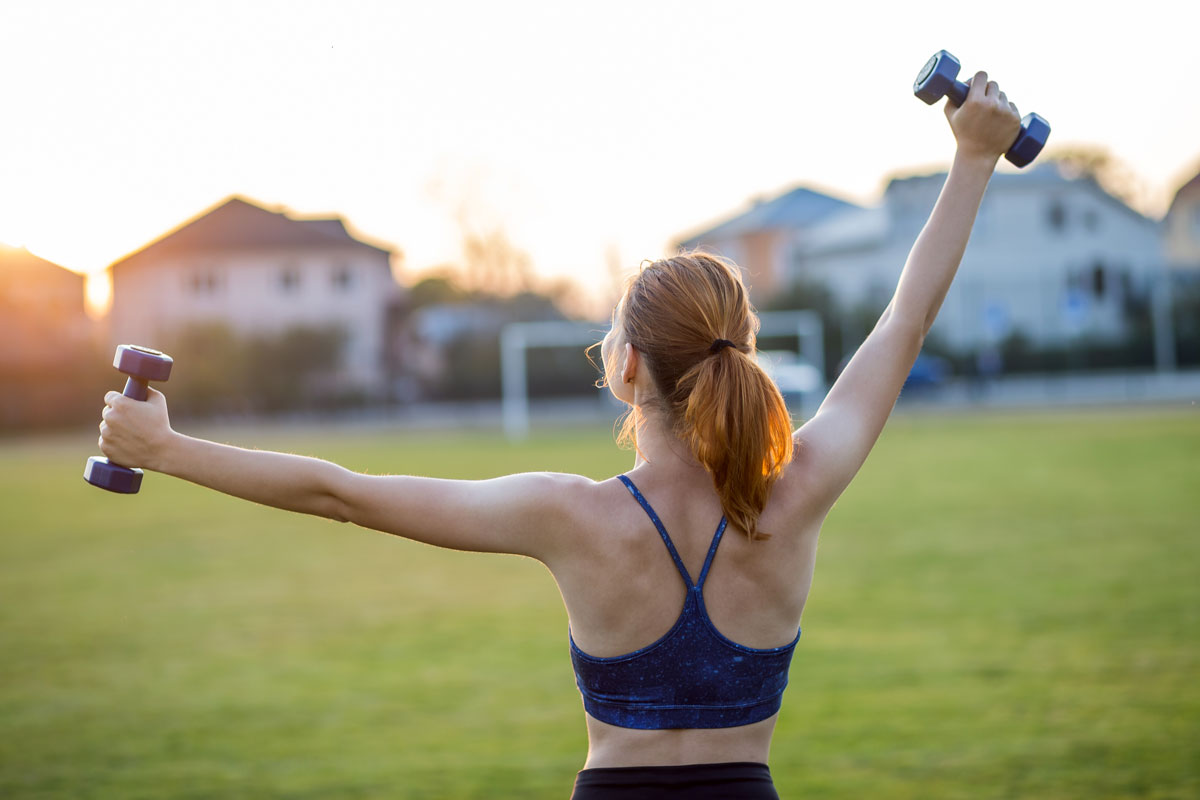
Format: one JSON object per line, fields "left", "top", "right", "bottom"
{"left": 913, "top": 50, "right": 964, "bottom": 106}
{"left": 1006, "top": 112, "right": 1051, "bottom": 168}
{"left": 84, "top": 456, "right": 144, "bottom": 494}
{"left": 114, "top": 345, "right": 173, "bottom": 382}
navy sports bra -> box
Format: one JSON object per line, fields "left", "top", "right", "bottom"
{"left": 569, "top": 474, "right": 800, "bottom": 730}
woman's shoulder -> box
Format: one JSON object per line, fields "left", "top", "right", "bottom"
{"left": 521, "top": 472, "right": 647, "bottom": 567}
{"left": 521, "top": 470, "right": 621, "bottom": 494}
{"left": 520, "top": 471, "right": 630, "bottom": 519}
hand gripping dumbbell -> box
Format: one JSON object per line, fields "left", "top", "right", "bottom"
{"left": 914, "top": 50, "right": 1050, "bottom": 168}
{"left": 84, "top": 345, "right": 174, "bottom": 494}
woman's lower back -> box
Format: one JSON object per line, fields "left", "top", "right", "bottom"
{"left": 583, "top": 713, "right": 778, "bottom": 769}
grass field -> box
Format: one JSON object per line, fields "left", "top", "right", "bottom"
{"left": 1, "top": 409, "right": 1197, "bottom": 799}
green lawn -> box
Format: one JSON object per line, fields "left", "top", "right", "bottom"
{"left": 1, "top": 409, "right": 1197, "bottom": 799}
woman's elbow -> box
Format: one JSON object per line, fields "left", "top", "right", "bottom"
{"left": 318, "top": 465, "right": 361, "bottom": 524}
{"left": 324, "top": 497, "right": 353, "bottom": 524}
{"left": 879, "top": 306, "right": 927, "bottom": 348}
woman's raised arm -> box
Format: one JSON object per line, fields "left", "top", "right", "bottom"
{"left": 792, "top": 72, "right": 1022, "bottom": 508}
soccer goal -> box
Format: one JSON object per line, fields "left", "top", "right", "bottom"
{"left": 500, "top": 311, "right": 825, "bottom": 440}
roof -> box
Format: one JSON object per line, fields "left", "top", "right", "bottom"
{"left": 798, "top": 207, "right": 890, "bottom": 257}
{"left": 885, "top": 163, "right": 1160, "bottom": 227}
{"left": 676, "top": 186, "right": 861, "bottom": 247}
{"left": 1167, "top": 164, "right": 1200, "bottom": 216}
{"left": 799, "top": 164, "right": 1164, "bottom": 260}
{"left": 0, "top": 246, "right": 87, "bottom": 322}
{"left": 109, "top": 196, "right": 393, "bottom": 271}
{"left": 0, "top": 244, "right": 82, "bottom": 285}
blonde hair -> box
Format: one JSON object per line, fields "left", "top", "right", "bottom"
{"left": 613, "top": 251, "right": 793, "bottom": 540}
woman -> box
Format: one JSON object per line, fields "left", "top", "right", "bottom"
{"left": 98, "top": 73, "right": 1021, "bottom": 798}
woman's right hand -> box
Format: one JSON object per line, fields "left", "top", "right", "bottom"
{"left": 98, "top": 388, "right": 175, "bottom": 472}
{"left": 944, "top": 70, "right": 1022, "bottom": 164}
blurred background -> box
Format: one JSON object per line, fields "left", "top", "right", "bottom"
{"left": 1, "top": 2, "right": 1197, "bottom": 798}
{"left": 2, "top": 0, "right": 1199, "bottom": 428}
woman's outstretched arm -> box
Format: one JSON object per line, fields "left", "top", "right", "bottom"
{"left": 98, "top": 388, "right": 588, "bottom": 559}
{"left": 793, "top": 71, "right": 1022, "bottom": 507}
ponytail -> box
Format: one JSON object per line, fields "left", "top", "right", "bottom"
{"left": 616, "top": 252, "right": 794, "bottom": 541}
{"left": 679, "top": 346, "right": 793, "bottom": 540}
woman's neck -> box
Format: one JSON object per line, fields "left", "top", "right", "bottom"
{"left": 629, "top": 409, "right": 705, "bottom": 477}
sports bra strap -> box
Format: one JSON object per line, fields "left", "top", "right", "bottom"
{"left": 695, "top": 517, "right": 728, "bottom": 589}
{"left": 617, "top": 474, "right": 694, "bottom": 586}
{"left": 617, "top": 475, "right": 727, "bottom": 590}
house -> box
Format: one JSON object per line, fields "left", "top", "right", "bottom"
{"left": 0, "top": 245, "right": 95, "bottom": 371}
{"left": 107, "top": 196, "right": 400, "bottom": 397}
{"left": 0, "top": 245, "right": 99, "bottom": 425}
{"left": 674, "top": 186, "right": 861, "bottom": 303}
{"left": 790, "top": 164, "right": 1165, "bottom": 350}
{"left": 1164, "top": 164, "right": 1200, "bottom": 274}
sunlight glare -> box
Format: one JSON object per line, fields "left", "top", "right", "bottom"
{"left": 84, "top": 270, "right": 113, "bottom": 319}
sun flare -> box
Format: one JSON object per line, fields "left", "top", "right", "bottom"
{"left": 84, "top": 270, "right": 113, "bottom": 319}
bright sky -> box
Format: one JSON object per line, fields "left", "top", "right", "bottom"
{"left": 2, "top": 0, "right": 1198, "bottom": 317}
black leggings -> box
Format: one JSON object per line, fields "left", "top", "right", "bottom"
{"left": 571, "top": 761, "right": 779, "bottom": 799}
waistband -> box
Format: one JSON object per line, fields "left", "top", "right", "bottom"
{"left": 574, "top": 760, "right": 774, "bottom": 789}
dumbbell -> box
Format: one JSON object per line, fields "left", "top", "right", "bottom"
{"left": 914, "top": 50, "right": 1050, "bottom": 168}
{"left": 84, "top": 345, "right": 174, "bottom": 494}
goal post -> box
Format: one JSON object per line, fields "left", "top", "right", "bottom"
{"left": 501, "top": 321, "right": 606, "bottom": 440}
{"left": 500, "top": 311, "right": 825, "bottom": 440}
{"left": 754, "top": 310, "right": 826, "bottom": 421}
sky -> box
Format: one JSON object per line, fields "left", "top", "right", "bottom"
{"left": 2, "top": 0, "right": 1198, "bottom": 317}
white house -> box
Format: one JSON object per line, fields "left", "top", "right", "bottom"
{"left": 107, "top": 196, "right": 400, "bottom": 396}
{"left": 792, "top": 165, "right": 1166, "bottom": 350}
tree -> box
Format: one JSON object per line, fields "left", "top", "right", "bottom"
{"left": 461, "top": 227, "right": 535, "bottom": 297}
{"left": 409, "top": 273, "right": 469, "bottom": 309}
{"left": 161, "top": 322, "right": 348, "bottom": 416}
{"left": 1043, "top": 145, "right": 1155, "bottom": 216}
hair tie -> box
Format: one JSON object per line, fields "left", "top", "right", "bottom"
{"left": 709, "top": 338, "right": 736, "bottom": 354}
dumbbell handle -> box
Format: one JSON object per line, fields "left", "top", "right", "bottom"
{"left": 122, "top": 376, "right": 150, "bottom": 402}
{"left": 940, "top": 77, "right": 973, "bottom": 108}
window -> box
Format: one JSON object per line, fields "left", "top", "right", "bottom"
{"left": 187, "top": 269, "right": 221, "bottom": 295}
{"left": 1047, "top": 200, "right": 1066, "bottom": 232}
{"left": 332, "top": 263, "right": 354, "bottom": 291}
{"left": 1091, "top": 263, "right": 1106, "bottom": 299}
{"left": 280, "top": 266, "right": 301, "bottom": 292}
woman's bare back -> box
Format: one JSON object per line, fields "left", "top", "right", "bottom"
{"left": 548, "top": 446, "right": 826, "bottom": 767}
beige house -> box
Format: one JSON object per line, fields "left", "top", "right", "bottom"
{"left": 674, "top": 187, "right": 860, "bottom": 303}
{"left": 107, "top": 196, "right": 400, "bottom": 397}
{"left": 1165, "top": 166, "right": 1200, "bottom": 272}
{"left": 0, "top": 245, "right": 95, "bottom": 371}
{"left": 0, "top": 245, "right": 98, "bottom": 425}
